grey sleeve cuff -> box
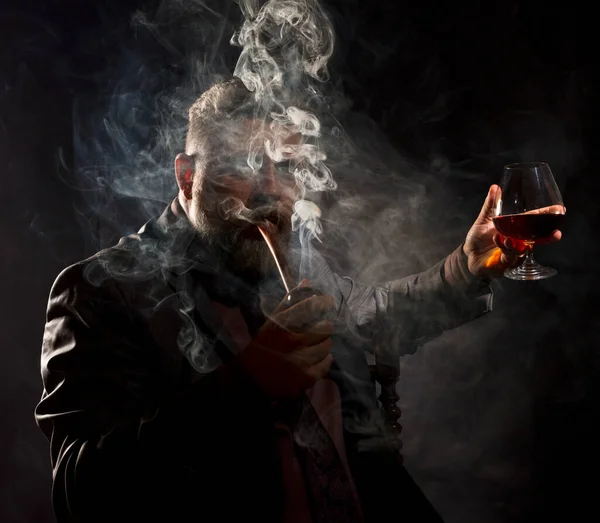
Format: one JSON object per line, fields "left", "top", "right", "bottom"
{"left": 442, "top": 243, "right": 493, "bottom": 312}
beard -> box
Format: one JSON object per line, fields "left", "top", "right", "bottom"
{"left": 187, "top": 199, "right": 290, "bottom": 280}
{"left": 226, "top": 231, "right": 274, "bottom": 276}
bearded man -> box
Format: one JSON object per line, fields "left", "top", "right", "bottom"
{"left": 35, "top": 78, "right": 561, "bottom": 522}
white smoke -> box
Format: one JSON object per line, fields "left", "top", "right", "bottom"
{"left": 230, "top": 0, "right": 337, "bottom": 245}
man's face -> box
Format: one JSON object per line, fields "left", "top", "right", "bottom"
{"left": 188, "top": 119, "right": 302, "bottom": 273}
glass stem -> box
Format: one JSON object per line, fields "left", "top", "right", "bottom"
{"left": 522, "top": 243, "right": 536, "bottom": 267}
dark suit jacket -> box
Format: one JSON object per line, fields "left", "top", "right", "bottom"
{"left": 35, "top": 199, "right": 492, "bottom": 522}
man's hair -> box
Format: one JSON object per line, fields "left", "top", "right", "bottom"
{"left": 185, "top": 77, "right": 255, "bottom": 159}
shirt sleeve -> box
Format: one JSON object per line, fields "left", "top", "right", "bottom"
{"left": 312, "top": 244, "right": 493, "bottom": 358}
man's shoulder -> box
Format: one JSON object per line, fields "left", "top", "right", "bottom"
{"left": 49, "top": 241, "right": 135, "bottom": 307}
{"left": 48, "top": 212, "right": 208, "bottom": 314}
{"left": 50, "top": 226, "right": 170, "bottom": 303}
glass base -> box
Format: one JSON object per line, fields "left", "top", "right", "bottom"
{"left": 504, "top": 264, "right": 557, "bottom": 281}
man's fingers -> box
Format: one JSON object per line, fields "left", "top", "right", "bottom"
{"left": 255, "top": 318, "right": 333, "bottom": 356}
{"left": 535, "top": 229, "right": 562, "bottom": 245}
{"left": 475, "top": 185, "right": 499, "bottom": 224}
{"left": 501, "top": 252, "right": 525, "bottom": 269}
{"left": 522, "top": 205, "right": 566, "bottom": 215}
{"left": 503, "top": 236, "right": 527, "bottom": 255}
{"left": 274, "top": 294, "right": 336, "bottom": 329}
{"left": 493, "top": 233, "right": 503, "bottom": 250}
{"left": 494, "top": 230, "right": 562, "bottom": 250}
{"left": 304, "top": 353, "right": 334, "bottom": 381}
{"left": 490, "top": 233, "right": 526, "bottom": 270}
{"left": 288, "top": 337, "right": 333, "bottom": 368}
{"left": 301, "top": 319, "right": 334, "bottom": 335}
{"left": 300, "top": 320, "right": 334, "bottom": 344}
{"left": 493, "top": 233, "right": 526, "bottom": 255}
{"left": 272, "top": 279, "right": 313, "bottom": 314}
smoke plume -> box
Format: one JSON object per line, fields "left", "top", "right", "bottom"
{"left": 229, "top": 0, "right": 341, "bottom": 282}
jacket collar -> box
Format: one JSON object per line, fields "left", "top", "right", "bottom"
{"left": 137, "top": 198, "right": 289, "bottom": 309}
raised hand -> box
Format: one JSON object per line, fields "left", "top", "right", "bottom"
{"left": 238, "top": 280, "right": 335, "bottom": 398}
{"left": 464, "top": 185, "right": 563, "bottom": 279}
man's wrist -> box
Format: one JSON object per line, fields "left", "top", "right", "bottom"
{"left": 444, "top": 243, "right": 490, "bottom": 293}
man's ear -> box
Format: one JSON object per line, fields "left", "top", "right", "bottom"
{"left": 174, "top": 153, "right": 194, "bottom": 200}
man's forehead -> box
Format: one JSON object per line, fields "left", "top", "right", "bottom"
{"left": 218, "top": 119, "right": 303, "bottom": 152}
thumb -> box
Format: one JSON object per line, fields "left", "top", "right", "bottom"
{"left": 272, "top": 279, "right": 314, "bottom": 315}
{"left": 296, "top": 279, "right": 312, "bottom": 289}
{"left": 475, "top": 184, "right": 499, "bottom": 225}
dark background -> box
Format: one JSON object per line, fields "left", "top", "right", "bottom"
{"left": 1, "top": 0, "right": 596, "bottom": 522}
